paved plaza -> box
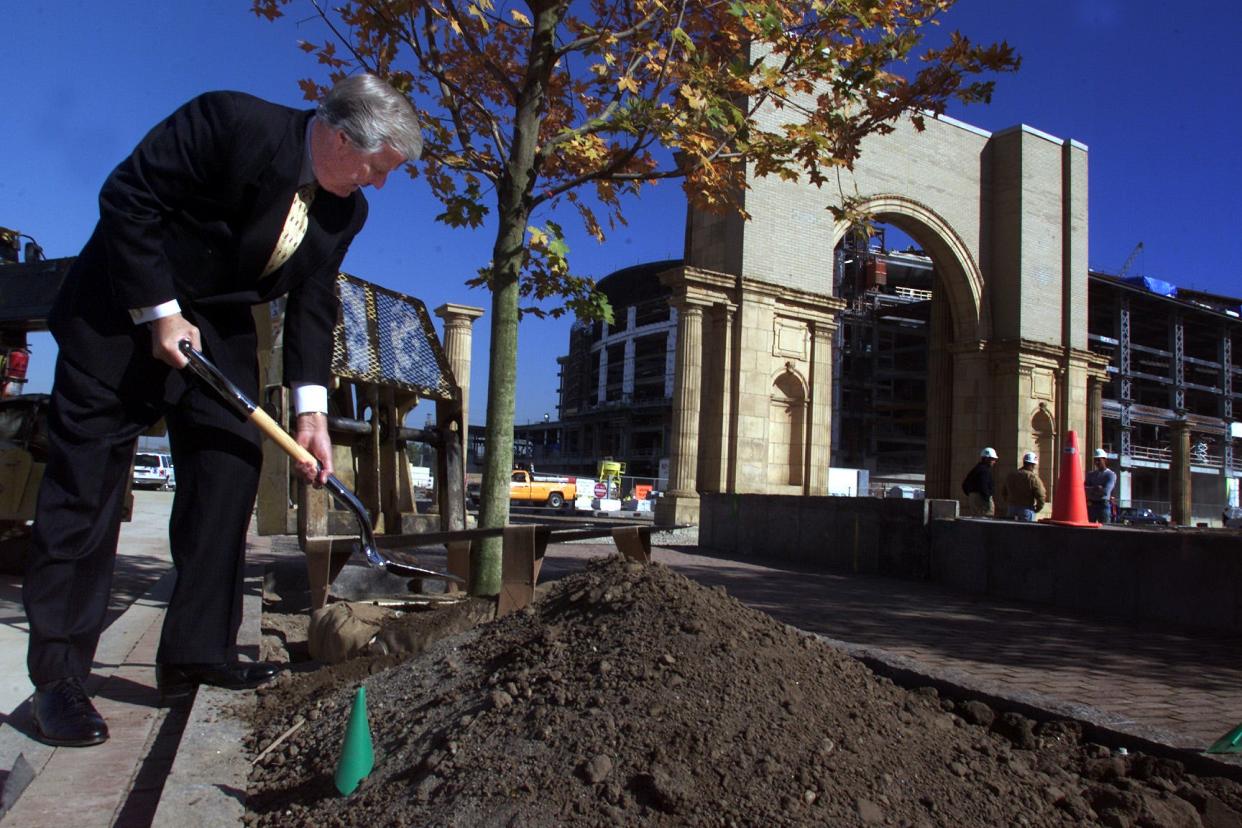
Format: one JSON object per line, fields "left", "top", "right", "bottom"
{"left": 0, "top": 493, "right": 1239, "bottom": 825}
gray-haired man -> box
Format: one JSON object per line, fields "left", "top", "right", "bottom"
{"left": 24, "top": 74, "right": 421, "bottom": 747}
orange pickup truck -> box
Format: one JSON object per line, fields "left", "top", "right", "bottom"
{"left": 509, "top": 469, "right": 577, "bottom": 508}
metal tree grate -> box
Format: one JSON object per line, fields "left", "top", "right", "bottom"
{"left": 332, "top": 272, "right": 457, "bottom": 400}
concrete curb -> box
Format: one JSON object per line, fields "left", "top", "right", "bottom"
{"left": 151, "top": 566, "right": 264, "bottom": 827}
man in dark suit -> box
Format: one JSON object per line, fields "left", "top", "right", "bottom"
{"left": 23, "top": 74, "right": 422, "bottom": 746}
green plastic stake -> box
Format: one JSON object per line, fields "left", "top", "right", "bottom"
{"left": 1207, "top": 723, "right": 1242, "bottom": 755}
{"left": 334, "top": 686, "right": 375, "bottom": 795}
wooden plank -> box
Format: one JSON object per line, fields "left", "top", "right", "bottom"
{"left": 435, "top": 399, "right": 466, "bottom": 532}
{"left": 303, "top": 538, "right": 353, "bottom": 611}
{"left": 376, "top": 526, "right": 507, "bottom": 549}
{"left": 375, "top": 524, "right": 630, "bottom": 549}
{"left": 611, "top": 526, "right": 652, "bottom": 564}
{"left": 497, "top": 526, "right": 550, "bottom": 617}
{"left": 445, "top": 539, "right": 471, "bottom": 594}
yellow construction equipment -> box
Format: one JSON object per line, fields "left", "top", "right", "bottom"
{"left": 597, "top": 459, "right": 625, "bottom": 498}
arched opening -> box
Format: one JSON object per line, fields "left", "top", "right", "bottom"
{"left": 768, "top": 369, "right": 806, "bottom": 489}
{"left": 830, "top": 197, "right": 985, "bottom": 500}
{"left": 1032, "top": 405, "right": 1056, "bottom": 498}
{"left": 831, "top": 224, "right": 931, "bottom": 493}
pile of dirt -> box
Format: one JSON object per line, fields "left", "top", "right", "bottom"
{"left": 245, "top": 557, "right": 1242, "bottom": 826}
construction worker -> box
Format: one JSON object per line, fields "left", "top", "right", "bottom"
{"left": 961, "top": 447, "right": 998, "bottom": 517}
{"left": 1001, "top": 452, "right": 1047, "bottom": 521}
{"left": 1084, "top": 448, "right": 1117, "bottom": 524}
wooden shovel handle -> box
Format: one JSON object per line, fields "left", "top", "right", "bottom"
{"left": 249, "top": 406, "right": 317, "bottom": 467}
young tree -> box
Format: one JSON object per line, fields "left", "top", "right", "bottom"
{"left": 253, "top": 0, "right": 1017, "bottom": 595}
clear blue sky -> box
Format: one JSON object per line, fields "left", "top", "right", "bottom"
{"left": 4, "top": 1, "right": 1240, "bottom": 425}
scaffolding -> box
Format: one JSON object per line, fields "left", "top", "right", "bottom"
{"left": 831, "top": 232, "right": 933, "bottom": 483}
{"left": 1088, "top": 274, "right": 1242, "bottom": 520}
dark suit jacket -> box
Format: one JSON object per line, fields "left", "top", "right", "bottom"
{"left": 50, "top": 91, "right": 368, "bottom": 402}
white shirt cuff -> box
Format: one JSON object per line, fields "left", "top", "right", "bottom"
{"left": 129, "top": 299, "right": 182, "bottom": 324}
{"left": 292, "top": 383, "right": 328, "bottom": 415}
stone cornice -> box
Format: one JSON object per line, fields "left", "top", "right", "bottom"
{"left": 661, "top": 265, "right": 844, "bottom": 325}
{"left": 945, "top": 339, "right": 1112, "bottom": 383}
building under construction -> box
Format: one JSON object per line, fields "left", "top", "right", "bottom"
{"left": 549, "top": 260, "right": 680, "bottom": 480}
{"left": 1088, "top": 275, "right": 1242, "bottom": 519}
{"left": 831, "top": 232, "right": 934, "bottom": 489}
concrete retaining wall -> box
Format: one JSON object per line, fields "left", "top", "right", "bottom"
{"left": 930, "top": 520, "right": 1242, "bottom": 634}
{"left": 699, "top": 493, "right": 955, "bottom": 579}
{"left": 699, "top": 493, "right": 1242, "bottom": 634}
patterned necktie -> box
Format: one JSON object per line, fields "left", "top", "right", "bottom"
{"left": 261, "top": 182, "right": 317, "bottom": 277}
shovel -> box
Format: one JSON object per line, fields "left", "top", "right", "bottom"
{"left": 178, "top": 340, "right": 461, "bottom": 583}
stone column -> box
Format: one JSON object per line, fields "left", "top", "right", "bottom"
{"left": 925, "top": 296, "right": 956, "bottom": 500}
{"left": 697, "top": 304, "right": 735, "bottom": 493}
{"left": 1169, "top": 417, "right": 1191, "bottom": 526}
{"left": 655, "top": 301, "right": 704, "bottom": 526}
{"left": 1087, "top": 377, "right": 1103, "bottom": 455}
{"left": 434, "top": 303, "right": 485, "bottom": 471}
{"left": 718, "top": 306, "right": 736, "bottom": 493}
{"left": 806, "top": 320, "right": 835, "bottom": 495}
{"left": 947, "top": 345, "right": 990, "bottom": 504}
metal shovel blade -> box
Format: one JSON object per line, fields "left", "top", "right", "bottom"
{"left": 179, "top": 341, "right": 462, "bottom": 583}
{"left": 323, "top": 476, "right": 461, "bottom": 582}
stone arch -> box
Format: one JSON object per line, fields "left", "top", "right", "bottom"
{"left": 833, "top": 195, "right": 989, "bottom": 499}
{"left": 1031, "top": 404, "right": 1056, "bottom": 499}
{"left": 767, "top": 365, "right": 808, "bottom": 489}
{"left": 833, "top": 195, "right": 986, "bottom": 343}
{"left": 658, "top": 115, "right": 1100, "bottom": 527}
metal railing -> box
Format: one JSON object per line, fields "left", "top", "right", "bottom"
{"left": 1127, "top": 443, "right": 1224, "bottom": 468}
{"left": 1128, "top": 444, "right": 1170, "bottom": 463}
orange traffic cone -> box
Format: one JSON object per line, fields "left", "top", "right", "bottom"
{"left": 1044, "top": 430, "right": 1099, "bottom": 527}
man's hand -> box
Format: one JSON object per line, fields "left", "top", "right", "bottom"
{"left": 151, "top": 313, "right": 201, "bottom": 368}
{"left": 294, "top": 412, "right": 332, "bottom": 486}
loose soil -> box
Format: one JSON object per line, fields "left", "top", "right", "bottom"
{"left": 245, "top": 557, "right": 1242, "bottom": 826}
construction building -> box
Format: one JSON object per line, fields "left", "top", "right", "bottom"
{"left": 549, "top": 260, "right": 680, "bottom": 480}
{"left": 831, "top": 231, "right": 934, "bottom": 491}
{"left": 1088, "top": 275, "right": 1242, "bottom": 520}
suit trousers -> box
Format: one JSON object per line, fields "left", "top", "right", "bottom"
{"left": 24, "top": 352, "right": 262, "bottom": 685}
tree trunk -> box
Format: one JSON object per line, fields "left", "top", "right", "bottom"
{"left": 473, "top": 239, "right": 522, "bottom": 595}
{"left": 470, "top": 2, "right": 561, "bottom": 596}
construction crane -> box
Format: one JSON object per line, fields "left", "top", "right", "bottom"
{"left": 1118, "top": 241, "right": 1144, "bottom": 277}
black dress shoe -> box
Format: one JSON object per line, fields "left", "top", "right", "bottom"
{"left": 32, "top": 677, "right": 109, "bottom": 747}
{"left": 156, "top": 661, "right": 282, "bottom": 699}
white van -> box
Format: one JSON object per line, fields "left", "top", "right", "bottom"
{"left": 133, "top": 452, "right": 175, "bottom": 490}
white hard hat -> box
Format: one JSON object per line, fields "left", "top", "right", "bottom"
{"left": 1093, "top": 448, "right": 1108, "bottom": 459}
{"left": 980, "top": 447, "right": 998, "bottom": 459}
{"left": 1022, "top": 451, "right": 1038, "bottom": 464}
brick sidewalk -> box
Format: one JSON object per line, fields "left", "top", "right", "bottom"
{"left": 539, "top": 540, "right": 1242, "bottom": 754}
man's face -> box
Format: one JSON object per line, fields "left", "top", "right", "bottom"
{"left": 1094, "top": 458, "right": 1106, "bottom": 469}
{"left": 313, "top": 125, "right": 406, "bottom": 197}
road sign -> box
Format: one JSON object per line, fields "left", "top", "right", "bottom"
{"left": 593, "top": 481, "right": 608, "bottom": 498}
